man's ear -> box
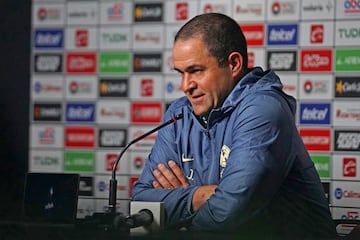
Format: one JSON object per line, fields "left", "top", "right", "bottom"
{"left": 228, "top": 52, "right": 243, "bottom": 77}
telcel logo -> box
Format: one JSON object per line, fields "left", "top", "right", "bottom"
{"left": 66, "top": 103, "right": 95, "bottom": 122}
{"left": 300, "top": 103, "right": 330, "bottom": 124}
{"left": 267, "top": 24, "right": 298, "bottom": 45}
{"left": 34, "top": 29, "right": 63, "bottom": 48}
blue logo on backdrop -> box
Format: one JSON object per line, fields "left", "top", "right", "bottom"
{"left": 66, "top": 102, "right": 95, "bottom": 122}
{"left": 334, "top": 188, "right": 343, "bottom": 200}
{"left": 166, "top": 82, "right": 175, "bottom": 93}
{"left": 267, "top": 24, "right": 298, "bottom": 45}
{"left": 98, "top": 181, "right": 106, "bottom": 192}
{"left": 34, "top": 82, "right": 42, "bottom": 93}
{"left": 299, "top": 103, "right": 331, "bottom": 125}
{"left": 34, "top": 29, "right": 64, "bottom": 49}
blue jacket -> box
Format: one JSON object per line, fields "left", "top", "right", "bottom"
{"left": 132, "top": 67, "right": 336, "bottom": 238}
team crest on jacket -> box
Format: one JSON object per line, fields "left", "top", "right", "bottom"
{"left": 220, "top": 145, "right": 230, "bottom": 178}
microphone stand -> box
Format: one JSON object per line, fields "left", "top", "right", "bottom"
{"left": 91, "top": 113, "right": 183, "bottom": 234}
{"left": 108, "top": 113, "right": 183, "bottom": 213}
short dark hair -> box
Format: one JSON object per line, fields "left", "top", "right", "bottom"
{"left": 174, "top": 13, "right": 248, "bottom": 68}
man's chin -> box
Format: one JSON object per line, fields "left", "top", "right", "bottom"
{"left": 193, "top": 110, "right": 209, "bottom": 118}
{"left": 190, "top": 103, "right": 211, "bottom": 117}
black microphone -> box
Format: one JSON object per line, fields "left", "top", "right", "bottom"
{"left": 108, "top": 113, "right": 183, "bottom": 214}
{"left": 126, "top": 209, "right": 153, "bottom": 228}
{"left": 113, "top": 209, "right": 153, "bottom": 231}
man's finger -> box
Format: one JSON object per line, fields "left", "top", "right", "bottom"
{"left": 153, "top": 169, "right": 172, "bottom": 189}
{"left": 158, "top": 163, "right": 181, "bottom": 186}
{"left": 152, "top": 180, "right": 162, "bottom": 189}
{"left": 168, "top": 160, "right": 189, "bottom": 187}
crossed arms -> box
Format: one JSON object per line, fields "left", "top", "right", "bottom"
{"left": 152, "top": 160, "right": 216, "bottom": 212}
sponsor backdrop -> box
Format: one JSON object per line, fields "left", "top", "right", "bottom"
{"left": 30, "top": 0, "right": 360, "bottom": 221}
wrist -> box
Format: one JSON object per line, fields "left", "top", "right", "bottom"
{"left": 191, "top": 185, "right": 217, "bottom": 212}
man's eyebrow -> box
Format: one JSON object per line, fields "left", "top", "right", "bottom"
{"left": 173, "top": 67, "right": 182, "bottom": 73}
{"left": 173, "top": 64, "right": 203, "bottom": 73}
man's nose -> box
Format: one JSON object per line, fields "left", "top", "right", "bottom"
{"left": 181, "top": 73, "right": 196, "bottom": 92}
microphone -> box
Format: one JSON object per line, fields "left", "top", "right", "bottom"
{"left": 126, "top": 209, "right": 153, "bottom": 228}
{"left": 108, "top": 113, "right": 183, "bottom": 214}
{"left": 113, "top": 209, "right": 154, "bottom": 229}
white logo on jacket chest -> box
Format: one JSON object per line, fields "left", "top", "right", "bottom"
{"left": 181, "top": 154, "right": 194, "bottom": 180}
{"left": 219, "top": 145, "right": 231, "bottom": 178}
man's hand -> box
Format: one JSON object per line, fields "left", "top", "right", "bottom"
{"left": 192, "top": 185, "right": 217, "bottom": 211}
{"left": 152, "top": 160, "right": 189, "bottom": 189}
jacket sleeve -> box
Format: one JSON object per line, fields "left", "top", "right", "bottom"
{"left": 131, "top": 107, "right": 198, "bottom": 228}
{"left": 191, "top": 93, "right": 296, "bottom": 231}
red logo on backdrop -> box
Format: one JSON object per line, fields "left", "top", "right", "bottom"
{"left": 300, "top": 49, "right": 332, "bottom": 72}
{"left": 66, "top": 52, "right": 96, "bottom": 74}
{"left": 37, "top": 8, "right": 47, "bottom": 20}
{"left": 346, "top": 211, "right": 360, "bottom": 220}
{"left": 75, "top": 29, "right": 88, "bottom": 48}
{"left": 343, "top": 157, "right": 357, "bottom": 177}
{"left": 131, "top": 102, "right": 162, "bottom": 124}
{"left": 64, "top": 126, "right": 95, "bottom": 148}
{"left": 106, "top": 153, "right": 119, "bottom": 172}
{"left": 39, "top": 127, "right": 56, "bottom": 144}
{"left": 129, "top": 176, "right": 139, "bottom": 198}
{"left": 241, "top": 24, "right": 264, "bottom": 46}
{"left": 310, "top": 24, "right": 324, "bottom": 44}
{"left": 176, "top": 2, "right": 188, "bottom": 21}
{"left": 34, "top": 106, "right": 41, "bottom": 118}
{"left": 203, "top": 4, "right": 213, "bottom": 13}
{"left": 282, "top": 83, "right": 296, "bottom": 93}
{"left": 303, "top": 80, "right": 313, "bottom": 93}
{"left": 272, "top": 2, "right": 281, "bottom": 15}
{"left": 299, "top": 128, "right": 331, "bottom": 151}
{"left": 248, "top": 52, "right": 255, "bottom": 68}
{"left": 166, "top": 55, "right": 174, "bottom": 73}
{"left": 141, "top": 78, "right": 154, "bottom": 97}
{"left": 132, "top": 130, "right": 158, "bottom": 147}
{"left": 134, "top": 156, "right": 144, "bottom": 169}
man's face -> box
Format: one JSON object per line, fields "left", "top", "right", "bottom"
{"left": 172, "top": 37, "right": 234, "bottom": 117}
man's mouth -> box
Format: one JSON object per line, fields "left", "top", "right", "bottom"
{"left": 190, "top": 94, "right": 204, "bottom": 104}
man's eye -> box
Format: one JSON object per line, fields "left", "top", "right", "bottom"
{"left": 190, "top": 69, "right": 201, "bottom": 74}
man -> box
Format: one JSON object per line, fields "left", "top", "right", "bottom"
{"left": 132, "top": 13, "right": 337, "bottom": 239}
